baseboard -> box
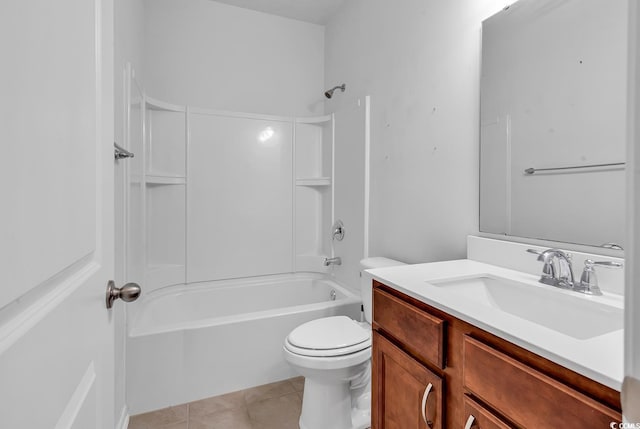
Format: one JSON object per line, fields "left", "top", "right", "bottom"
{"left": 115, "top": 406, "right": 129, "bottom": 429}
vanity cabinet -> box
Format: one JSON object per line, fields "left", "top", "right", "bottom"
{"left": 371, "top": 281, "right": 622, "bottom": 429}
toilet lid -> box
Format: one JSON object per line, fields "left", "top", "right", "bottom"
{"left": 287, "top": 316, "right": 370, "bottom": 351}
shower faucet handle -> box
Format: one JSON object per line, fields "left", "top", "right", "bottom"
{"left": 331, "top": 220, "right": 345, "bottom": 241}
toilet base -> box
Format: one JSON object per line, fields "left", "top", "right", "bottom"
{"left": 299, "top": 378, "right": 352, "bottom": 429}
{"left": 350, "top": 399, "right": 371, "bottom": 429}
{"left": 298, "top": 378, "right": 370, "bottom": 429}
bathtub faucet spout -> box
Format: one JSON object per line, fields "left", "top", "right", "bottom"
{"left": 324, "top": 257, "right": 342, "bottom": 266}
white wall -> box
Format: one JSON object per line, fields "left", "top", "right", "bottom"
{"left": 143, "top": 0, "right": 325, "bottom": 116}
{"left": 187, "top": 113, "right": 294, "bottom": 283}
{"left": 325, "top": 0, "right": 506, "bottom": 264}
{"left": 114, "top": 0, "right": 144, "bottom": 425}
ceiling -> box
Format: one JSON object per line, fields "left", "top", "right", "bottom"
{"left": 211, "top": 0, "right": 347, "bottom": 25}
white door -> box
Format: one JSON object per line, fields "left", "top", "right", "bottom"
{"left": 0, "top": 0, "right": 116, "bottom": 428}
{"left": 625, "top": 0, "right": 640, "bottom": 421}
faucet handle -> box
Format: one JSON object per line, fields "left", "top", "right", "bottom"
{"left": 527, "top": 248, "right": 555, "bottom": 283}
{"left": 586, "top": 259, "right": 623, "bottom": 269}
{"left": 578, "top": 259, "right": 623, "bottom": 296}
{"left": 526, "top": 248, "right": 551, "bottom": 263}
{"left": 526, "top": 248, "right": 569, "bottom": 260}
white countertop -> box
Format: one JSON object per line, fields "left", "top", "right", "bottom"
{"left": 368, "top": 259, "right": 623, "bottom": 391}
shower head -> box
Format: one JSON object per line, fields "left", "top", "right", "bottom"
{"left": 324, "top": 84, "right": 346, "bottom": 99}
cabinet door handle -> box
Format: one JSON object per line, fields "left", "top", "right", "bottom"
{"left": 464, "top": 415, "right": 479, "bottom": 429}
{"left": 421, "top": 382, "right": 434, "bottom": 428}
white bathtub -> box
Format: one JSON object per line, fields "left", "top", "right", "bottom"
{"left": 126, "top": 273, "right": 361, "bottom": 414}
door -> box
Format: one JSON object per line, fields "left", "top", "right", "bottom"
{"left": 0, "top": 0, "right": 115, "bottom": 428}
{"left": 373, "top": 332, "right": 443, "bottom": 429}
{"left": 626, "top": 0, "right": 640, "bottom": 421}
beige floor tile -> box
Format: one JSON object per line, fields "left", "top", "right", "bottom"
{"left": 288, "top": 376, "right": 304, "bottom": 392}
{"left": 189, "top": 408, "right": 254, "bottom": 429}
{"left": 154, "top": 423, "right": 188, "bottom": 429}
{"left": 128, "top": 419, "right": 187, "bottom": 429}
{"left": 128, "top": 405, "right": 188, "bottom": 429}
{"left": 243, "top": 380, "right": 297, "bottom": 405}
{"left": 247, "top": 392, "right": 302, "bottom": 429}
{"left": 189, "top": 390, "right": 246, "bottom": 418}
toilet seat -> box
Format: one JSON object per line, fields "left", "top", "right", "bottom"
{"left": 285, "top": 316, "right": 371, "bottom": 357}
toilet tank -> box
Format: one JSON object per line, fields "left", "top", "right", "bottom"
{"left": 360, "top": 257, "right": 406, "bottom": 324}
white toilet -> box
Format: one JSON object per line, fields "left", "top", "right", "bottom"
{"left": 283, "top": 257, "right": 405, "bottom": 429}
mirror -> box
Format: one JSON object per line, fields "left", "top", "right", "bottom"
{"left": 479, "top": 0, "right": 627, "bottom": 248}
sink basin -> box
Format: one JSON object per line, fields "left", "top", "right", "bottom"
{"left": 429, "top": 275, "right": 623, "bottom": 340}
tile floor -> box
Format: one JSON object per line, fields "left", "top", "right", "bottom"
{"left": 128, "top": 377, "right": 304, "bottom": 429}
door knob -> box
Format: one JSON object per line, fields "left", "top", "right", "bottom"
{"left": 106, "top": 280, "right": 141, "bottom": 309}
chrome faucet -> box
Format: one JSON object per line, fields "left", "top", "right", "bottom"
{"left": 323, "top": 257, "right": 342, "bottom": 266}
{"left": 528, "top": 248, "right": 575, "bottom": 289}
{"left": 527, "top": 249, "right": 622, "bottom": 296}
{"left": 536, "top": 248, "right": 574, "bottom": 288}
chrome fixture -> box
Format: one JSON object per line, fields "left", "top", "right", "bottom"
{"left": 576, "top": 259, "right": 623, "bottom": 295}
{"left": 324, "top": 84, "right": 346, "bottom": 99}
{"left": 323, "top": 257, "right": 342, "bottom": 266}
{"left": 114, "top": 142, "right": 135, "bottom": 160}
{"left": 601, "top": 242, "right": 624, "bottom": 250}
{"left": 330, "top": 289, "right": 337, "bottom": 301}
{"left": 106, "top": 280, "right": 141, "bottom": 309}
{"left": 524, "top": 161, "right": 624, "bottom": 175}
{"left": 332, "top": 219, "right": 345, "bottom": 241}
{"left": 527, "top": 249, "right": 622, "bottom": 296}
{"left": 527, "top": 248, "right": 575, "bottom": 288}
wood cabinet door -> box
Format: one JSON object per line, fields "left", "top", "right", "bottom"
{"left": 373, "top": 331, "right": 443, "bottom": 429}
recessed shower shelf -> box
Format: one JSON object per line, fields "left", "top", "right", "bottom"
{"left": 146, "top": 175, "right": 187, "bottom": 185}
{"left": 296, "top": 177, "right": 331, "bottom": 187}
{"left": 146, "top": 96, "right": 186, "bottom": 113}
{"left": 295, "top": 114, "right": 332, "bottom": 124}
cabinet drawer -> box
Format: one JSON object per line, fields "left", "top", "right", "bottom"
{"left": 373, "top": 287, "right": 445, "bottom": 368}
{"left": 463, "top": 396, "right": 513, "bottom": 429}
{"left": 463, "top": 336, "right": 620, "bottom": 428}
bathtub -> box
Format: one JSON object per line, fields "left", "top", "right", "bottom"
{"left": 126, "top": 273, "right": 361, "bottom": 414}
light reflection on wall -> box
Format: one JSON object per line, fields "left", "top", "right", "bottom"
{"left": 258, "top": 126, "right": 275, "bottom": 144}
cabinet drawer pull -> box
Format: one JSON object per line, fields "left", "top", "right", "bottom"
{"left": 421, "top": 382, "right": 434, "bottom": 428}
{"left": 464, "top": 415, "right": 478, "bottom": 429}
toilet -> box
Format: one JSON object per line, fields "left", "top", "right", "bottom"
{"left": 283, "top": 257, "right": 406, "bottom": 429}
